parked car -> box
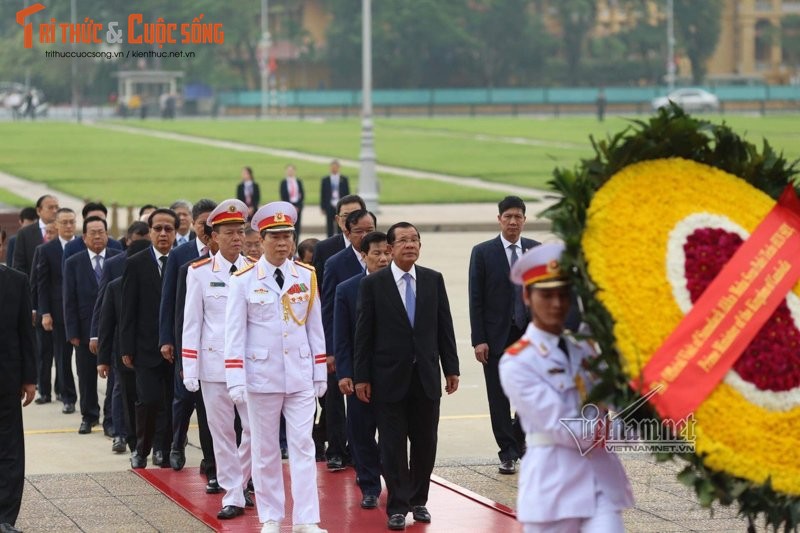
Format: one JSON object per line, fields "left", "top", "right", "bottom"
{"left": 651, "top": 88, "right": 720, "bottom": 112}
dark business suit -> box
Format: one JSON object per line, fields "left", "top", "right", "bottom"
{"left": 97, "top": 277, "right": 137, "bottom": 450}
{"left": 0, "top": 266, "right": 35, "bottom": 528}
{"left": 30, "top": 245, "right": 56, "bottom": 400}
{"left": 354, "top": 264, "right": 460, "bottom": 517}
{"left": 171, "top": 257, "right": 215, "bottom": 464}
{"left": 319, "top": 175, "right": 350, "bottom": 237}
{"left": 279, "top": 177, "right": 305, "bottom": 238}
{"left": 36, "top": 238, "right": 77, "bottom": 404}
{"left": 159, "top": 240, "right": 205, "bottom": 455}
{"left": 62, "top": 236, "right": 123, "bottom": 270}
{"left": 12, "top": 221, "right": 43, "bottom": 275}
{"left": 321, "top": 246, "right": 363, "bottom": 460}
{"left": 468, "top": 235, "right": 538, "bottom": 462}
{"left": 334, "top": 271, "right": 380, "bottom": 497}
{"left": 236, "top": 180, "right": 261, "bottom": 215}
{"left": 120, "top": 247, "right": 174, "bottom": 458}
{"left": 63, "top": 247, "right": 121, "bottom": 424}
{"left": 6, "top": 234, "right": 17, "bottom": 267}
{"left": 312, "top": 234, "right": 346, "bottom": 296}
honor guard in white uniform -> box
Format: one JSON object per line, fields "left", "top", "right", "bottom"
{"left": 182, "top": 199, "right": 254, "bottom": 520}
{"left": 225, "top": 201, "right": 328, "bottom": 533}
{"left": 499, "top": 242, "right": 633, "bottom": 533}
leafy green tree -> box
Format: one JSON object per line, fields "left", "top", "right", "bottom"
{"left": 674, "top": 0, "right": 722, "bottom": 84}
{"left": 553, "top": 0, "right": 596, "bottom": 85}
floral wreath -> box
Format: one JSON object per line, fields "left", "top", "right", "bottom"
{"left": 544, "top": 105, "right": 800, "bottom": 531}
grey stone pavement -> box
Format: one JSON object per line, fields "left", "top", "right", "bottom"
{"left": 1, "top": 166, "right": 758, "bottom": 531}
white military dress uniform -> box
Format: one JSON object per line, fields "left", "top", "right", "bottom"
{"left": 498, "top": 242, "right": 633, "bottom": 533}
{"left": 224, "top": 202, "right": 327, "bottom": 532}
{"left": 182, "top": 199, "right": 254, "bottom": 512}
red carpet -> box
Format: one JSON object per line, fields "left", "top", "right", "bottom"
{"left": 134, "top": 464, "right": 521, "bottom": 532}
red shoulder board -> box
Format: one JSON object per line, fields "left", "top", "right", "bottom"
{"left": 191, "top": 257, "right": 212, "bottom": 269}
{"left": 506, "top": 338, "right": 530, "bottom": 356}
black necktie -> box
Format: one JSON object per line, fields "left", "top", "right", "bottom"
{"left": 510, "top": 245, "right": 526, "bottom": 329}
{"left": 229, "top": 264, "right": 237, "bottom": 274}
{"left": 558, "top": 337, "right": 570, "bottom": 361}
{"left": 274, "top": 268, "right": 284, "bottom": 289}
{"left": 158, "top": 255, "right": 168, "bottom": 278}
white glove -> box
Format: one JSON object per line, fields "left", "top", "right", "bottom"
{"left": 229, "top": 385, "right": 246, "bottom": 405}
{"left": 314, "top": 381, "right": 327, "bottom": 398}
{"left": 183, "top": 378, "right": 199, "bottom": 392}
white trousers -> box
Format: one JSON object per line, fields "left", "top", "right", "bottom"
{"left": 248, "top": 389, "right": 319, "bottom": 525}
{"left": 201, "top": 381, "right": 252, "bottom": 508}
{"left": 523, "top": 490, "right": 624, "bottom": 533}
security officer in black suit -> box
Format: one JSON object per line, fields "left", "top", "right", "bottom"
{"left": 0, "top": 265, "right": 36, "bottom": 533}
{"left": 468, "top": 196, "right": 539, "bottom": 475}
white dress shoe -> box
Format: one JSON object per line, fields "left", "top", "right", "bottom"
{"left": 292, "top": 524, "right": 327, "bottom": 533}
{"left": 261, "top": 520, "right": 280, "bottom": 533}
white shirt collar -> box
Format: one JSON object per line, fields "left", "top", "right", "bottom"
{"left": 87, "top": 248, "right": 106, "bottom": 261}
{"left": 38, "top": 219, "right": 47, "bottom": 231}
{"left": 350, "top": 245, "right": 365, "bottom": 269}
{"left": 342, "top": 233, "right": 351, "bottom": 248}
{"left": 195, "top": 238, "right": 207, "bottom": 255}
{"left": 152, "top": 246, "right": 168, "bottom": 262}
{"left": 391, "top": 261, "right": 416, "bottom": 283}
{"left": 500, "top": 233, "right": 521, "bottom": 249}
{"left": 59, "top": 236, "right": 73, "bottom": 248}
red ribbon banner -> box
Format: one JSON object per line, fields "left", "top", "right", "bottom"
{"left": 634, "top": 185, "right": 800, "bottom": 423}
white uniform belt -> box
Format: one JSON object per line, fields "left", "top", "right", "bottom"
{"left": 525, "top": 432, "right": 556, "bottom": 447}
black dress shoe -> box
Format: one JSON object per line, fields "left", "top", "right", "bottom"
{"left": 78, "top": 420, "right": 94, "bottom": 434}
{"left": 387, "top": 514, "right": 406, "bottom": 530}
{"left": 152, "top": 450, "right": 164, "bottom": 466}
{"left": 0, "top": 522, "right": 23, "bottom": 533}
{"left": 246, "top": 478, "right": 254, "bottom": 493}
{"left": 56, "top": 393, "right": 63, "bottom": 402}
{"left": 412, "top": 506, "right": 431, "bottom": 523}
{"left": 360, "top": 495, "right": 378, "bottom": 509}
{"left": 498, "top": 459, "right": 517, "bottom": 475}
{"left": 112, "top": 437, "right": 127, "bottom": 454}
{"left": 206, "top": 478, "right": 221, "bottom": 494}
{"left": 130, "top": 452, "right": 147, "bottom": 469}
{"left": 34, "top": 395, "right": 51, "bottom": 404}
{"left": 243, "top": 490, "right": 254, "bottom": 507}
{"left": 169, "top": 449, "right": 186, "bottom": 470}
{"left": 62, "top": 402, "right": 75, "bottom": 414}
{"left": 326, "top": 455, "right": 345, "bottom": 471}
{"left": 217, "top": 505, "right": 244, "bottom": 519}
{"left": 103, "top": 426, "right": 113, "bottom": 438}
{"left": 281, "top": 447, "right": 289, "bottom": 460}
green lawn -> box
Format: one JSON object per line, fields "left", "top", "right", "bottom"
{"left": 0, "top": 123, "right": 502, "bottom": 205}
{"left": 0, "top": 187, "right": 36, "bottom": 208}
{"left": 1, "top": 114, "right": 797, "bottom": 208}
{"left": 111, "top": 114, "right": 800, "bottom": 189}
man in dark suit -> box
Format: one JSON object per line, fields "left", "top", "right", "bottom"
{"left": 170, "top": 200, "right": 196, "bottom": 247}
{"left": 279, "top": 164, "right": 305, "bottom": 239}
{"left": 468, "top": 195, "right": 539, "bottom": 475}
{"left": 319, "top": 160, "right": 350, "bottom": 237}
{"left": 159, "top": 199, "right": 215, "bottom": 470}
{"left": 120, "top": 208, "right": 178, "bottom": 468}
{"left": 36, "top": 208, "right": 78, "bottom": 411}
{"left": 5, "top": 207, "right": 37, "bottom": 267}
{"left": 63, "top": 216, "right": 121, "bottom": 435}
{"left": 0, "top": 265, "right": 36, "bottom": 533}
{"left": 12, "top": 194, "right": 58, "bottom": 275}
{"left": 334, "top": 231, "right": 390, "bottom": 510}
{"left": 312, "top": 195, "right": 365, "bottom": 295}
{"left": 62, "top": 202, "right": 124, "bottom": 268}
{"left": 310, "top": 194, "right": 364, "bottom": 458}
{"left": 236, "top": 166, "right": 260, "bottom": 219}
{"left": 354, "top": 222, "right": 460, "bottom": 531}
{"left": 28, "top": 222, "right": 57, "bottom": 405}
{"left": 96, "top": 235, "right": 151, "bottom": 455}
{"left": 321, "top": 209, "right": 375, "bottom": 471}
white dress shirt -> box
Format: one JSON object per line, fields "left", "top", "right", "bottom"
{"left": 390, "top": 261, "right": 416, "bottom": 307}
